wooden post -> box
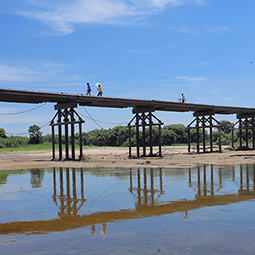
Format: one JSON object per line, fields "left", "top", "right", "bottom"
{"left": 51, "top": 123, "right": 55, "bottom": 160}
{"left": 253, "top": 117, "right": 255, "bottom": 150}
{"left": 71, "top": 108, "right": 75, "bottom": 160}
{"left": 188, "top": 111, "right": 221, "bottom": 154}
{"left": 188, "top": 128, "right": 191, "bottom": 153}
{"left": 58, "top": 110, "right": 62, "bottom": 160}
{"left": 136, "top": 114, "right": 140, "bottom": 158}
{"left": 239, "top": 120, "right": 242, "bottom": 148}
{"left": 245, "top": 118, "right": 249, "bottom": 148}
{"left": 196, "top": 117, "right": 200, "bottom": 153}
{"left": 128, "top": 126, "right": 132, "bottom": 158}
{"left": 218, "top": 126, "right": 222, "bottom": 153}
{"left": 159, "top": 124, "right": 162, "bottom": 157}
{"left": 149, "top": 112, "right": 153, "bottom": 156}
{"left": 51, "top": 103, "right": 84, "bottom": 161}
{"left": 128, "top": 107, "right": 163, "bottom": 158}
{"left": 202, "top": 116, "right": 206, "bottom": 153}
{"left": 64, "top": 109, "right": 69, "bottom": 160}
{"left": 142, "top": 113, "right": 146, "bottom": 156}
{"left": 232, "top": 126, "right": 234, "bottom": 149}
{"left": 79, "top": 122, "right": 83, "bottom": 159}
{"left": 210, "top": 116, "right": 213, "bottom": 152}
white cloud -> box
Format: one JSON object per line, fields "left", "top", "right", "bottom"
{"left": 170, "top": 26, "right": 228, "bottom": 36}
{"left": 0, "top": 114, "right": 49, "bottom": 124}
{"left": 145, "top": 0, "right": 204, "bottom": 8}
{"left": 7, "top": 0, "right": 205, "bottom": 34}
{"left": 125, "top": 48, "right": 157, "bottom": 54}
{"left": 176, "top": 76, "right": 207, "bottom": 81}
{"left": 0, "top": 61, "right": 83, "bottom": 84}
{"left": 0, "top": 64, "right": 44, "bottom": 82}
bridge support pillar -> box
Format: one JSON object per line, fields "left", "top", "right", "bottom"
{"left": 50, "top": 102, "right": 85, "bottom": 161}
{"left": 232, "top": 113, "right": 255, "bottom": 150}
{"left": 187, "top": 110, "right": 222, "bottom": 153}
{"left": 127, "top": 106, "right": 163, "bottom": 158}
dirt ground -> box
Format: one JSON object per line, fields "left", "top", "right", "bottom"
{"left": 0, "top": 146, "right": 255, "bottom": 171}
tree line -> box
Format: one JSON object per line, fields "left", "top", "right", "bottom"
{"left": 0, "top": 120, "right": 250, "bottom": 149}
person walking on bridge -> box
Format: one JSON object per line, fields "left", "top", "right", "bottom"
{"left": 96, "top": 83, "right": 103, "bottom": 96}
{"left": 181, "top": 93, "right": 186, "bottom": 103}
{"left": 86, "top": 83, "right": 91, "bottom": 95}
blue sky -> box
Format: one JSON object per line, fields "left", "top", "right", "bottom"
{"left": 0, "top": 0, "right": 255, "bottom": 135}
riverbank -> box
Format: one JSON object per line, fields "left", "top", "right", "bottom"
{"left": 0, "top": 146, "right": 255, "bottom": 170}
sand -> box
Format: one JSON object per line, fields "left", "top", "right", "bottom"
{"left": 0, "top": 146, "right": 255, "bottom": 170}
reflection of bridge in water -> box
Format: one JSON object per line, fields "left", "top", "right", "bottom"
{"left": 1, "top": 165, "right": 255, "bottom": 235}
{"left": 52, "top": 167, "right": 87, "bottom": 218}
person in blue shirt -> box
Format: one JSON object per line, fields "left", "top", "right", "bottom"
{"left": 86, "top": 83, "right": 91, "bottom": 95}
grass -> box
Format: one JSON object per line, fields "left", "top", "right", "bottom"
{"left": 0, "top": 144, "right": 102, "bottom": 153}
{"left": 0, "top": 144, "right": 53, "bottom": 153}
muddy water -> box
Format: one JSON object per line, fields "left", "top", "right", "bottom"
{"left": 1, "top": 165, "right": 255, "bottom": 255}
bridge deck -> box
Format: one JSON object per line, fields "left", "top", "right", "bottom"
{"left": 0, "top": 88, "right": 254, "bottom": 115}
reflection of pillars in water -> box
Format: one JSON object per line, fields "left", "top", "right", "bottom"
{"left": 246, "top": 165, "right": 250, "bottom": 191}
{"left": 129, "top": 168, "right": 133, "bottom": 190}
{"left": 53, "top": 167, "right": 57, "bottom": 203}
{"left": 137, "top": 168, "right": 141, "bottom": 206}
{"left": 66, "top": 168, "right": 71, "bottom": 215}
{"left": 197, "top": 166, "right": 201, "bottom": 196}
{"left": 144, "top": 169, "right": 148, "bottom": 206}
{"left": 219, "top": 166, "right": 223, "bottom": 189}
{"left": 129, "top": 168, "right": 164, "bottom": 207}
{"left": 160, "top": 168, "right": 163, "bottom": 194}
{"left": 211, "top": 165, "right": 214, "bottom": 196}
{"left": 253, "top": 165, "right": 255, "bottom": 191}
{"left": 203, "top": 165, "right": 207, "bottom": 196}
{"left": 189, "top": 168, "right": 192, "bottom": 187}
{"left": 150, "top": 169, "right": 155, "bottom": 206}
{"left": 240, "top": 165, "right": 243, "bottom": 191}
{"left": 232, "top": 165, "right": 235, "bottom": 182}
{"left": 72, "top": 168, "right": 77, "bottom": 215}
{"left": 81, "top": 168, "right": 84, "bottom": 200}
{"left": 239, "top": 164, "right": 252, "bottom": 191}
{"left": 60, "top": 167, "right": 65, "bottom": 215}
{"left": 190, "top": 165, "right": 217, "bottom": 197}
{"left": 52, "top": 167, "right": 86, "bottom": 217}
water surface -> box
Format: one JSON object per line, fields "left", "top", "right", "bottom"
{"left": 1, "top": 165, "right": 255, "bottom": 254}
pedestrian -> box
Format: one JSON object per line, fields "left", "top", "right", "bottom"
{"left": 86, "top": 83, "right": 91, "bottom": 96}
{"left": 96, "top": 83, "right": 103, "bottom": 96}
{"left": 181, "top": 93, "right": 186, "bottom": 103}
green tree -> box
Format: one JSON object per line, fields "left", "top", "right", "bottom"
{"left": 220, "top": 120, "right": 233, "bottom": 134}
{"left": 0, "top": 128, "right": 7, "bottom": 138}
{"left": 28, "top": 124, "right": 43, "bottom": 144}
{"left": 162, "top": 129, "right": 177, "bottom": 145}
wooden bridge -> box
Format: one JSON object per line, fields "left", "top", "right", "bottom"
{"left": 0, "top": 88, "right": 255, "bottom": 159}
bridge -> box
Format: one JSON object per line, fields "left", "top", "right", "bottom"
{"left": 1, "top": 88, "right": 255, "bottom": 159}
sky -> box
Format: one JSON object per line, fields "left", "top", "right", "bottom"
{"left": 0, "top": 0, "right": 255, "bottom": 136}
